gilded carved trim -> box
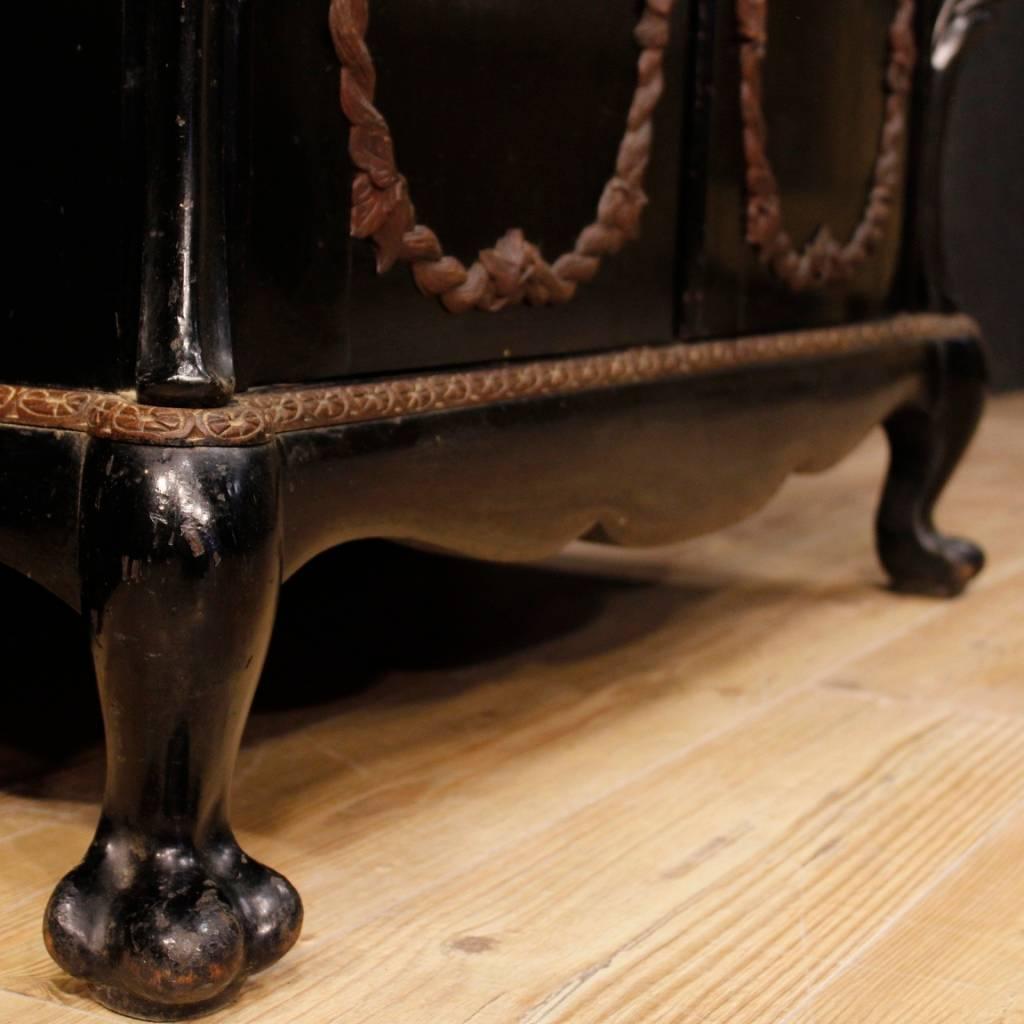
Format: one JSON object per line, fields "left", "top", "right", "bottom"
{"left": 0, "top": 315, "right": 978, "bottom": 446}
{"left": 0, "top": 386, "right": 270, "bottom": 446}
{"left": 738, "top": 0, "right": 917, "bottom": 291}
{"left": 327, "top": 0, "right": 677, "bottom": 313}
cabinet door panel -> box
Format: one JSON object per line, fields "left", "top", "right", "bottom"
{"left": 682, "top": 0, "right": 917, "bottom": 339}
{"left": 231, "top": 0, "right": 686, "bottom": 389}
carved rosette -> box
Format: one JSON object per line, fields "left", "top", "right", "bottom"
{"left": 0, "top": 314, "right": 979, "bottom": 445}
{"left": 328, "top": 0, "right": 677, "bottom": 313}
{"left": 0, "top": 388, "right": 270, "bottom": 446}
{"left": 738, "top": 0, "right": 917, "bottom": 291}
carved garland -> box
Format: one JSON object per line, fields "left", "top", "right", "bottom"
{"left": 0, "top": 314, "right": 978, "bottom": 445}
{"left": 738, "top": 0, "right": 917, "bottom": 291}
{"left": 327, "top": 0, "right": 677, "bottom": 313}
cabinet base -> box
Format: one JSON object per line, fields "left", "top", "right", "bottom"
{"left": 0, "top": 314, "right": 987, "bottom": 1019}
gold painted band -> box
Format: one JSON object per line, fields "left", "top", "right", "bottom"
{"left": 0, "top": 314, "right": 979, "bottom": 447}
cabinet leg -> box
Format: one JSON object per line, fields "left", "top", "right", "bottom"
{"left": 44, "top": 440, "right": 301, "bottom": 1020}
{"left": 876, "top": 337, "right": 986, "bottom": 596}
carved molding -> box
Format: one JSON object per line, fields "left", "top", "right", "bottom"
{"left": 0, "top": 386, "right": 269, "bottom": 446}
{"left": 0, "top": 315, "right": 978, "bottom": 445}
{"left": 738, "top": 0, "right": 917, "bottom": 291}
{"left": 327, "top": 0, "right": 677, "bottom": 314}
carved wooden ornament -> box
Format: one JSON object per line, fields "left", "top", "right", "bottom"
{"left": 0, "top": 315, "right": 978, "bottom": 445}
{"left": 328, "top": 0, "right": 677, "bottom": 313}
{"left": 738, "top": 0, "right": 917, "bottom": 290}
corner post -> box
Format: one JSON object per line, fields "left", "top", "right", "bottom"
{"left": 136, "top": 0, "right": 239, "bottom": 406}
{"left": 917, "top": 0, "right": 1009, "bottom": 310}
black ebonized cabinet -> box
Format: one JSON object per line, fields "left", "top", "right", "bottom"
{"left": 0, "top": 0, "right": 1006, "bottom": 1017}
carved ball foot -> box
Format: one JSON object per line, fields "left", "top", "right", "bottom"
{"left": 878, "top": 527, "right": 985, "bottom": 597}
{"left": 44, "top": 830, "right": 302, "bottom": 1020}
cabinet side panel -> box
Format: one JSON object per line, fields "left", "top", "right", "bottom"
{"left": 2, "top": 1, "right": 139, "bottom": 390}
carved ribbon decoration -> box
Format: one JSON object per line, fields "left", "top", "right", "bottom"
{"left": 738, "top": 0, "right": 917, "bottom": 291}
{"left": 328, "top": 0, "right": 677, "bottom": 313}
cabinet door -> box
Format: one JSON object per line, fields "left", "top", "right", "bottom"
{"left": 231, "top": 0, "right": 687, "bottom": 389}
{"left": 681, "top": 0, "right": 925, "bottom": 340}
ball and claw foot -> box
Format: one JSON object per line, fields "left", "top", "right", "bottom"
{"left": 876, "top": 338, "right": 987, "bottom": 599}
{"left": 878, "top": 526, "right": 985, "bottom": 598}
{"left": 44, "top": 831, "right": 302, "bottom": 1021}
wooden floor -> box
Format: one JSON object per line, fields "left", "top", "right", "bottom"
{"left": 1, "top": 394, "right": 1023, "bottom": 1024}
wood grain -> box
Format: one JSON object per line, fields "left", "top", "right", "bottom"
{"left": 1, "top": 395, "right": 1022, "bottom": 1022}
{"left": 0, "top": 990, "right": 111, "bottom": 1023}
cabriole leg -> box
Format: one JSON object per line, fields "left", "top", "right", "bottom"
{"left": 876, "top": 337, "right": 986, "bottom": 596}
{"left": 44, "top": 440, "right": 301, "bottom": 1020}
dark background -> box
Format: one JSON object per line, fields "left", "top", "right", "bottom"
{"left": 945, "top": 0, "right": 1024, "bottom": 391}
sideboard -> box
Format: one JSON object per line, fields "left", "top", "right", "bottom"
{"left": 0, "top": 0, "right": 1004, "bottom": 1018}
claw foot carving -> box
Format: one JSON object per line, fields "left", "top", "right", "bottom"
{"left": 44, "top": 828, "right": 302, "bottom": 1021}
{"left": 878, "top": 526, "right": 985, "bottom": 597}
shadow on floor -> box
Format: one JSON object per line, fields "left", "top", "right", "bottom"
{"left": 0, "top": 541, "right": 708, "bottom": 796}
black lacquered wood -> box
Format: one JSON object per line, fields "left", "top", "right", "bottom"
{"left": 43, "top": 441, "right": 300, "bottom": 1020}
{"left": 877, "top": 335, "right": 987, "bottom": 594}
{"left": 915, "top": 0, "right": 1012, "bottom": 312}
{"left": 229, "top": 0, "right": 688, "bottom": 389}
{"left": 1, "top": 0, "right": 141, "bottom": 391}
{"left": 0, "top": 427, "right": 84, "bottom": 609}
{"left": 136, "top": 0, "right": 237, "bottom": 405}
{"left": 681, "top": 0, "right": 915, "bottom": 339}
{"left": 276, "top": 342, "right": 944, "bottom": 579}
